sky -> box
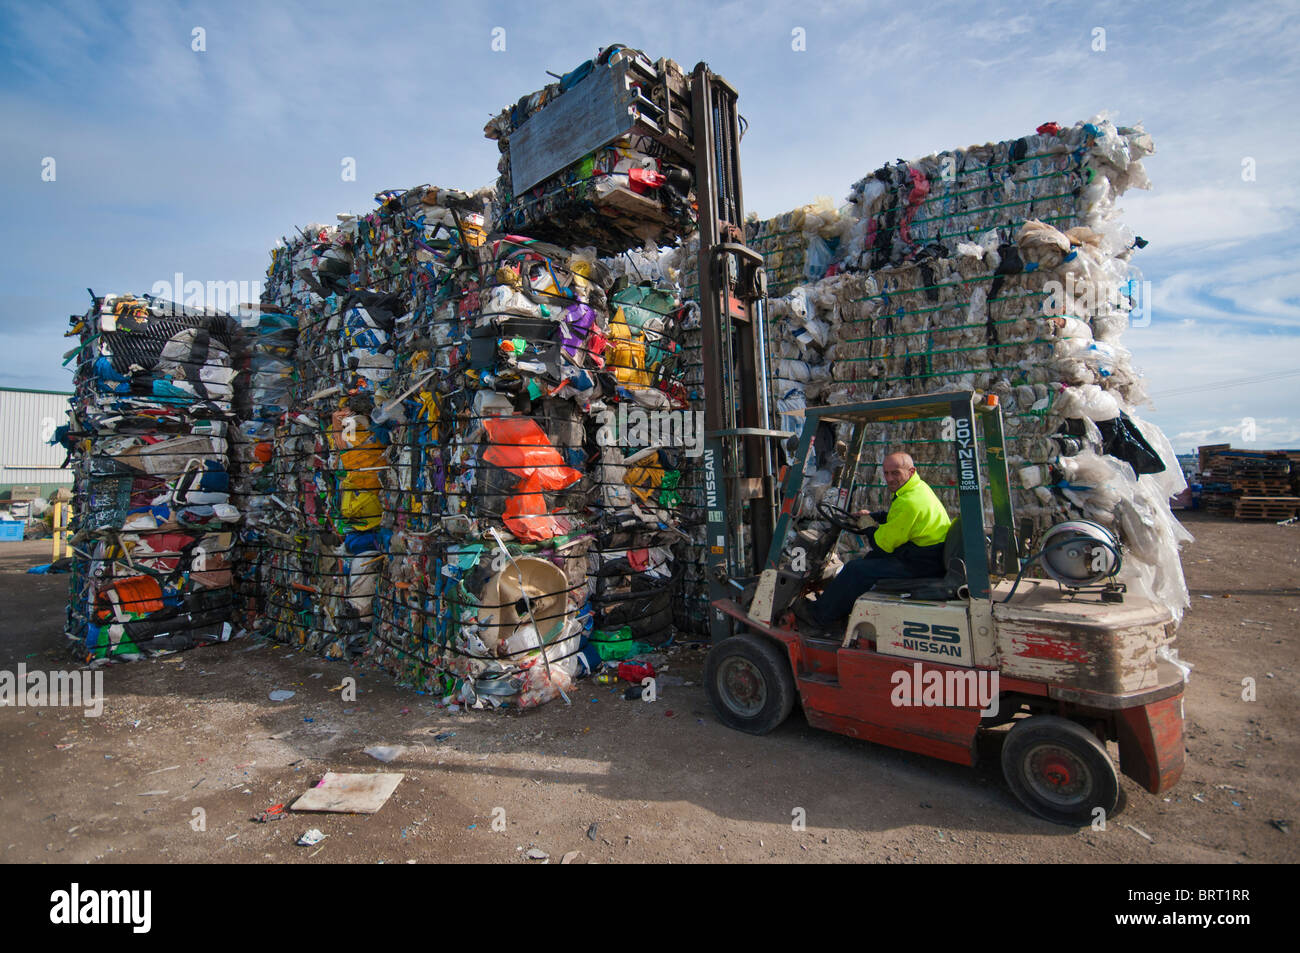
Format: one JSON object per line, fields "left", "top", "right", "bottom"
{"left": 1, "top": 0, "right": 1296, "bottom": 453}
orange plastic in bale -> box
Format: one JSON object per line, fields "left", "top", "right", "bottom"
{"left": 95, "top": 575, "right": 166, "bottom": 620}
{"left": 481, "top": 417, "right": 581, "bottom": 490}
{"left": 482, "top": 417, "right": 582, "bottom": 541}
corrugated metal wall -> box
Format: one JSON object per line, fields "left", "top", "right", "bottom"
{"left": 0, "top": 388, "right": 73, "bottom": 486}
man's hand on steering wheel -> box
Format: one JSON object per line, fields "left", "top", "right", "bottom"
{"left": 817, "top": 501, "right": 871, "bottom": 534}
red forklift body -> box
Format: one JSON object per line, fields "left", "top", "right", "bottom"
{"left": 715, "top": 597, "right": 1185, "bottom": 795}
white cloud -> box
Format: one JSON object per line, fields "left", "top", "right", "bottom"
{"left": 1123, "top": 320, "right": 1300, "bottom": 451}
{"left": 1124, "top": 185, "right": 1299, "bottom": 250}
{"left": 1149, "top": 247, "right": 1300, "bottom": 328}
{"left": 1172, "top": 418, "right": 1300, "bottom": 452}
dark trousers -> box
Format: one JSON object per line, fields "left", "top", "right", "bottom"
{"left": 811, "top": 550, "right": 918, "bottom": 625}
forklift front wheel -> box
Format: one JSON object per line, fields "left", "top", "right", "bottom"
{"left": 705, "top": 634, "right": 796, "bottom": 735}
{"left": 1001, "top": 715, "right": 1120, "bottom": 826}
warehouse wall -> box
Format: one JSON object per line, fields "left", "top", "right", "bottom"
{"left": 0, "top": 387, "right": 73, "bottom": 494}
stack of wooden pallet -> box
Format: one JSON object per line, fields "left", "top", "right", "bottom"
{"left": 1198, "top": 446, "right": 1299, "bottom": 520}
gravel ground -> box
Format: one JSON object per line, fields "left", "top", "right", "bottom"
{"left": 1, "top": 512, "right": 1295, "bottom": 864}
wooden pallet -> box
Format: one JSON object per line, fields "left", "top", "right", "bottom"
{"left": 1230, "top": 480, "right": 1292, "bottom": 494}
{"left": 1209, "top": 464, "right": 1290, "bottom": 477}
{"left": 1198, "top": 443, "right": 1231, "bottom": 471}
{"left": 1233, "top": 496, "right": 1300, "bottom": 520}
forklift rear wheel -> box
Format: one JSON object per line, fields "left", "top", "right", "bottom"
{"left": 1001, "top": 715, "right": 1120, "bottom": 826}
{"left": 705, "top": 634, "right": 796, "bottom": 735}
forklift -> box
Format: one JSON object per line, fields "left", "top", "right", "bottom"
{"left": 687, "top": 67, "right": 1187, "bottom": 825}
{"left": 509, "top": 50, "right": 1188, "bottom": 823}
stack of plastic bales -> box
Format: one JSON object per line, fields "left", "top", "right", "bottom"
{"left": 588, "top": 254, "right": 697, "bottom": 657}
{"left": 363, "top": 185, "right": 505, "bottom": 693}
{"left": 745, "top": 197, "right": 855, "bottom": 299}
{"left": 229, "top": 291, "right": 298, "bottom": 629}
{"left": 759, "top": 117, "right": 1190, "bottom": 618}
{"left": 256, "top": 208, "right": 404, "bottom": 660}
{"left": 371, "top": 217, "right": 697, "bottom": 708}
{"left": 371, "top": 230, "right": 590, "bottom": 707}
{"left": 63, "top": 293, "right": 242, "bottom": 662}
{"left": 604, "top": 243, "right": 710, "bottom": 638}
{"left": 485, "top": 45, "right": 696, "bottom": 255}
{"left": 843, "top": 119, "right": 1151, "bottom": 272}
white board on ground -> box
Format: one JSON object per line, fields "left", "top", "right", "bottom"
{"left": 291, "top": 772, "right": 404, "bottom": 814}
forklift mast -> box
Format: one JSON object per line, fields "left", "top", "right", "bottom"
{"left": 506, "top": 53, "right": 780, "bottom": 641}
{"left": 689, "top": 63, "right": 787, "bottom": 642}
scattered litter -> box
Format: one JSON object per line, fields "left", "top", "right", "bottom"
{"left": 297, "top": 829, "right": 327, "bottom": 846}
{"left": 526, "top": 847, "right": 549, "bottom": 860}
{"left": 363, "top": 745, "right": 406, "bottom": 763}
{"left": 1271, "top": 819, "right": 1290, "bottom": 834}
{"left": 137, "top": 790, "right": 168, "bottom": 797}
{"left": 269, "top": 689, "right": 296, "bottom": 702}
{"left": 146, "top": 765, "right": 180, "bottom": 775}
{"left": 1125, "top": 824, "right": 1153, "bottom": 842}
{"left": 254, "top": 803, "right": 286, "bottom": 824}
{"left": 290, "top": 772, "right": 403, "bottom": 814}
{"left": 431, "top": 731, "right": 456, "bottom": 742}
{"left": 561, "top": 851, "right": 580, "bottom": 864}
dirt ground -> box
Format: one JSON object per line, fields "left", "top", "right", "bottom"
{"left": 1, "top": 512, "right": 1296, "bottom": 865}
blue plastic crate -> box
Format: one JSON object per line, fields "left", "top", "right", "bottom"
{"left": 0, "top": 520, "right": 24, "bottom": 542}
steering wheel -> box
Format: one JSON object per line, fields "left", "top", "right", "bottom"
{"left": 817, "top": 501, "right": 863, "bottom": 534}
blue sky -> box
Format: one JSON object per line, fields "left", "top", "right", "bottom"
{"left": 2, "top": 0, "right": 1297, "bottom": 452}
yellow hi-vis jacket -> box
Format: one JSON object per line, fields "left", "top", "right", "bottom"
{"left": 872, "top": 472, "right": 952, "bottom": 553}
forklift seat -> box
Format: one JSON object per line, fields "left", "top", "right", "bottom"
{"left": 869, "top": 518, "right": 969, "bottom": 601}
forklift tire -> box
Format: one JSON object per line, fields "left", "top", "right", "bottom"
{"left": 705, "top": 633, "right": 796, "bottom": 735}
{"left": 1001, "top": 715, "right": 1121, "bottom": 826}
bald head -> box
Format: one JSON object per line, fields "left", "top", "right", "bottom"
{"left": 883, "top": 452, "right": 916, "bottom": 493}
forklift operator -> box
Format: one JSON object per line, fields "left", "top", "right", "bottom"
{"left": 799, "top": 452, "right": 952, "bottom": 629}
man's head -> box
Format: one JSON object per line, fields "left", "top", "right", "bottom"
{"left": 882, "top": 452, "right": 916, "bottom": 494}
